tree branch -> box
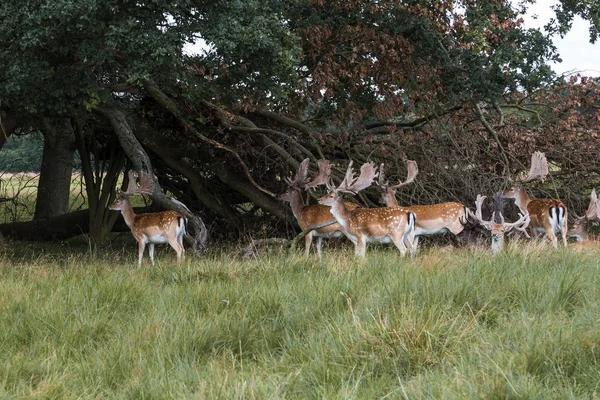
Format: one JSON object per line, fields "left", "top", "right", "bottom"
{"left": 253, "top": 109, "right": 326, "bottom": 159}
{"left": 362, "top": 105, "right": 463, "bottom": 131}
{"left": 474, "top": 103, "right": 510, "bottom": 176}
{"left": 143, "top": 81, "right": 275, "bottom": 197}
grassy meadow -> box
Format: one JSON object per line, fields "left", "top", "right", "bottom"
{"left": 1, "top": 239, "right": 600, "bottom": 399}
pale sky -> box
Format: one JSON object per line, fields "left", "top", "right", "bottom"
{"left": 522, "top": 2, "right": 600, "bottom": 77}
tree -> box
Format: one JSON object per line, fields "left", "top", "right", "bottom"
{"left": 34, "top": 118, "right": 76, "bottom": 219}
{"left": 0, "top": 0, "right": 597, "bottom": 244}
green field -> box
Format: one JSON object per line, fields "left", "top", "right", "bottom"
{"left": 1, "top": 241, "right": 599, "bottom": 399}
{"left": 0, "top": 173, "right": 147, "bottom": 224}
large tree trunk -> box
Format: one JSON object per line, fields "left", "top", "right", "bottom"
{"left": 34, "top": 118, "right": 76, "bottom": 219}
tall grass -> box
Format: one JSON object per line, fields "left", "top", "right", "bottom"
{"left": 0, "top": 241, "right": 599, "bottom": 398}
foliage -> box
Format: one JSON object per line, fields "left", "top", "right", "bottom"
{"left": 1, "top": 243, "right": 600, "bottom": 397}
{"left": 0, "top": 133, "right": 43, "bottom": 173}
{"left": 548, "top": 0, "right": 600, "bottom": 43}
{"left": 286, "top": 0, "right": 558, "bottom": 122}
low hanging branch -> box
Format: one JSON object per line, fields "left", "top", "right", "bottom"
{"left": 142, "top": 80, "right": 275, "bottom": 197}
{"left": 95, "top": 106, "right": 208, "bottom": 254}
{"left": 254, "top": 108, "right": 326, "bottom": 160}
{"left": 361, "top": 105, "right": 463, "bottom": 131}
{"left": 199, "top": 100, "right": 314, "bottom": 171}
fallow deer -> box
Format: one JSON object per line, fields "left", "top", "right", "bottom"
{"left": 568, "top": 189, "right": 600, "bottom": 251}
{"left": 472, "top": 192, "right": 530, "bottom": 253}
{"left": 109, "top": 171, "right": 187, "bottom": 267}
{"left": 278, "top": 159, "right": 359, "bottom": 257}
{"left": 377, "top": 160, "right": 470, "bottom": 248}
{"left": 503, "top": 151, "right": 568, "bottom": 248}
{"left": 318, "top": 161, "right": 416, "bottom": 258}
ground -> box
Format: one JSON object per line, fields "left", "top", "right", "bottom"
{"left": 0, "top": 239, "right": 599, "bottom": 398}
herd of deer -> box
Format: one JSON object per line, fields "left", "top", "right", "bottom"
{"left": 278, "top": 151, "right": 600, "bottom": 258}
{"left": 109, "top": 152, "right": 600, "bottom": 266}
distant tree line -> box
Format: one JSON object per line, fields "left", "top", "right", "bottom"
{"left": 0, "top": 133, "right": 43, "bottom": 173}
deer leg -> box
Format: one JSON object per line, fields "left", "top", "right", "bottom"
{"left": 355, "top": 236, "right": 366, "bottom": 258}
{"left": 177, "top": 229, "right": 185, "bottom": 262}
{"left": 149, "top": 243, "right": 155, "bottom": 266}
{"left": 391, "top": 232, "right": 408, "bottom": 257}
{"left": 316, "top": 236, "right": 323, "bottom": 258}
{"left": 137, "top": 239, "right": 146, "bottom": 268}
{"left": 546, "top": 229, "right": 558, "bottom": 248}
{"left": 304, "top": 232, "right": 313, "bottom": 256}
{"left": 166, "top": 236, "right": 184, "bottom": 264}
{"left": 561, "top": 219, "right": 568, "bottom": 247}
{"left": 409, "top": 235, "right": 419, "bottom": 254}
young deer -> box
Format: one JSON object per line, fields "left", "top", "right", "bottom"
{"left": 473, "top": 192, "right": 530, "bottom": 253}
{"left": 378, "top": 160, "right": 470, "bottom": 248}
{"left": 503, "top": 152, "right": 568, "bottom": 248}
{"left": 567, "top": 189, "right": 600, "bottom": 251}
{"left": 109, "top": 171, "right": 187, "bottom": 267}
{"left": 278, "top": 159, "right": 359, "bottom": 257}
{"left": 318, "top": 161, "right": 416, "bottom": 258}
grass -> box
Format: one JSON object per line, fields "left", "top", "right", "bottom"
{"left": 0, "top": 240, "right": 599, "bottom": 398}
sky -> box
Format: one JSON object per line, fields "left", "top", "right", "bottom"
{"left": 522, "top": 2, "right": 600, "bottom": 77}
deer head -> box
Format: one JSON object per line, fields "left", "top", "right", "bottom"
{"left": 377, "top": 160, "right": 418, "bottom": 206}
{"left": 319, "top": 161, "right": 378, "bottom": 206}
{"left": 504, "top": 151, "right": 548, "bottom": 197}
{"left": 110, "top": 171, "right": 154, "bottom": 210}
{"left": 568, "top": 189, "right": 600, "bottom": 242}
{"left": 474, "top": 191, "right": 530, "bottom": 253}
{"left": 278, "top": 158, "right": 333, "bottom": 203}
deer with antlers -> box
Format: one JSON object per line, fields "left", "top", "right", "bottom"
{"left": 377, "top": 160, "right": 470, "bottom": 249}
{"left": 567, "top": 189, "right": 600, "bottom": 251}
{"left": 503, "top": 151, "right": 568, "bottom": 248}
{"left": 472, "top": 192, "right": 530, "bottom": 253}
{"left": 109, "top": 171, "right": 187, "bottom": 267}
{"left": 317, "top": 161, "right": 416, "bottom": 258}
{"left": 278, "top": 159, "right": 360, "bottom": 257}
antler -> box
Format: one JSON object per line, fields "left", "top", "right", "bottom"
{"left": 337, "top": 161, "right": 378, "bottom": 194}
{"left": 121, "top": 171, "right": 154, "bottom": 197}
{"left": 520, "top": 151, "right": 548, "bottom": 183}
{"left": 305, "top": 159, "right": 332, "bottom": 190}
{"left": 388, "top": 160, "right": 418, "bottom": 190}
{"left": 377, "top": 163, "right": 389, "bottom": 189}
{"left": 474, "top": 194, "right": 493, "bottom": 230}
{"left": 284, "top": 158, "right": 310, "bottom": 188}
{"left": 584, "top": 188, "right": 600, "bottom": 222}
{"left": 503, "top": 212, "right": 531, "bottom": 238}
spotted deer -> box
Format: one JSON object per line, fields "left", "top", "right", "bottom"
{"left": 278, "top": 159, "right": 359, "bottom": 257}
{"left": 317, "top": 161, "right": 416, "bottom": 258}
{"left": 109, "top": 171, "right": 186, "bottom": 267}
{"left": 568, "top": 189, "right": 600, "bottom": 251}
{"left": 503, "top": 151, "right": 568, "bottom": 248}
{"left": 377, "top": 160, "right": 470, "bottom": 249}
{"left": 472, "top": 192, "right": 530, "bottom": 253}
